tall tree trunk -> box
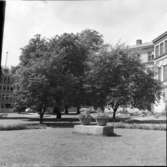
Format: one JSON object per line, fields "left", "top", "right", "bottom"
{"left": 39, "top": 104, "right": 46, "bottom": 124}
{"left": 56, "top": 111, "right": 61, "bottom": 119}
{"left": 112, "top": 108, "right": 117, "bottom": 120}
{"left": 112, "top": 103, "right": 119, "bottom": 121}
{"left": 65, "top": 105, "right": 68, "bottom": 114}
{"left": 77, "top": 106, "right": 80, "bottom": 114}
{"left": 40, "top": 112, "right": 44, "bottom": 124}
{"left": 56, "top": 107, "right": 61, "bottom": 119}
{"left": 100, "top": 106, "right": 104, "bottom": 112}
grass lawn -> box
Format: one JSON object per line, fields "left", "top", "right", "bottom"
{"left": 0, "top": 112, "right": 166, "bottom": 130}
{"left": 0, "top": 127, "right": 166, "bottom": 166}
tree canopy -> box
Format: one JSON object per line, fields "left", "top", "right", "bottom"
{"left": 12, "top": 30, "right": 161, "bottom": 122}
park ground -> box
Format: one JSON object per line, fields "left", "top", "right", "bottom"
{"left": 0, "top": 112, "right": 166, "bottom": 166}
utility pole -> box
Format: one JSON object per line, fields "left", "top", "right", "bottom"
{"left": 0, "top": 1, "right": 6, "bottom": 80}
{"left": 5, "top": 51, "right": 8, "bottom": 68}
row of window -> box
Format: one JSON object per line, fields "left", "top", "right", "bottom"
{"left": 0, "top": 95, "right": 14, "bottom": 101}
{"left": 0, "top": 85, "right": 13, "bottom": 91}
{"left": 155, "top": 40, "right": 167, "bottom": 58}
{"left": 0, "top": 76, "right": 12, "bottom": 84}
{"left": 0, "top": 103, "right": 12, "bottom": 109}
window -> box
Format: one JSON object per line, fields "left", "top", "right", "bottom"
{"left": 164, "top": 88, "right": 167, "bottom": 101}
{"left": 165, "top": 40, "right": 167, "bottom": 54}
{"left": 160, "top": 42, "right": 164, "bottom": 56}
{"left": 155, "top": 45, "right": 159, "bottom": 58}
{"left": 158, "top": 67, "right": 161, "bottom": 81}
{"left": 163, "top": 65, "right": 167, "bottom": 81}
{"left": 148, "top": 52, "right": 153, "bottom": 61}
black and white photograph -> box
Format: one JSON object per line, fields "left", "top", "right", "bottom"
{"left": 0, "top": 0, "right": 166, "bottom": 166}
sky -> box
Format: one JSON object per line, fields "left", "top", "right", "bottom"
{"left": 2, "top": 0, "right": 167, "bottom": 67}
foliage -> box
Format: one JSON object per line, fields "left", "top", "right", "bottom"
{"left": 12, "top": 30, "right": 161, "bottom": 122}
{"left": 78, "top": 109, "right": 93, "bottom": 125}
{"left": 95, "top": 112, "right": 108, "bottom": 126}
{"left": 86, "top": 44, "right": 161, "bottom": 119}
{"left": 12, "top": 30, "right": 104, "bottom": 122}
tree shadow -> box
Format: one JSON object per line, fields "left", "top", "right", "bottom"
{"left": 26, "top": 117, "right": 79, "bottom": 122}
{"left": 108, "top": 117, "right": 166, "bottom": 124}
{"left": 125, "top": 119, "right": 166, "bottom": 124}
{"left": 0, "top": 113, "right": 165, "bottom": 129}
{"left": 43, "top": 122, "right": 80, "bottom": 128}
{"left": 104, "top": 132, "right": 122, "bottom": 137}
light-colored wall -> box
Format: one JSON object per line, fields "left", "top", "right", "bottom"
{"left": 153, "top": 34, "right": 167, "bottom": 106}
{"left": 140, "top": 52, "right": 149, "bottom": 63}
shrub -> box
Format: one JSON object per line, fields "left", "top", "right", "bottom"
{"left": 0, "top": 124, "right": 46, "bottom": 131}
{"left": 95, "top": 112, "right": 108, "bottom": 126}
{"left": 78, "top": 109, "right": 93, "bottom": 125}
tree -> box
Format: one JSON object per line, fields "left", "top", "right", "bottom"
{"left": 88, "top": 44, "right": 161, "bottom": 119}
{"left": 78, "top": 29, "right": 104, "bottom": 52}
{"left": 19, "top": 34, "right": 49, "bottom": 67}
{"left": 13, "top": 57, "right": 52, "bottom": 123}
{"left": 48, "top": 33, "right": 90, "bottom": 113}
{"left": 12, "top": 34, "right": 51, "bottom": 123}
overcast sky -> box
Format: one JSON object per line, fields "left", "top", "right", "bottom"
{"left": 2, "top": 0, "right": 167, "bottom": 67}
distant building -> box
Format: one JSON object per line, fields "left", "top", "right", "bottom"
{"left": 153, "top": 31, "right": 167, "bottom": 104}
{"left": 129, "top": 39, "right": 154, "bottom": 71}
{"left": 0, "top": 68, "right": 14, "bottom": 112}
{"left": 129, "top": 35, "right": 167, "bottom": 112}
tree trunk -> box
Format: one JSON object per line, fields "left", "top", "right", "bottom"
{"left": 39, "top": 104, "right": 46, "bottom": 124}
{"left": 65, "top": 105, "right": 68, "bottom": 114}
{"left": 100, "top": 106, "right": 104, "bottom": 112}
{"left": 112, "top": 103, "right": 119, "bottom": 121}
{"left": 56, "top": 111, "right": 61, "bottom": 119}
{"left": 56, "top": 106, "right": 61, "bottom": 119}
{"left": 77, "top": 106, "right": 80, "bottom": 114}
{"left": 112, "top": 108, "right": 117, "bottom": 121}
{"left": 40, "top": 112, "right": 44, "bottom": 124}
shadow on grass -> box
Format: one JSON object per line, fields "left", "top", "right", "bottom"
{"left": 105, "top": 133, "right": 122, "bottom": 137}
{"left": 108, "top": 117, "right": 166, "bottom": 124}
{"left": 125, "top": 119, "right": 166, "bottom": 124}
{"left": 0, "top": 114, "right": 166, "bottom": 129}
{"left": 43, "top": 122, "right": 80, "bottom": 128}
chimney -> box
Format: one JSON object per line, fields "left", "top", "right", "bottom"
{"left": 136, "top": 39, "right": 142, "bottom": 45}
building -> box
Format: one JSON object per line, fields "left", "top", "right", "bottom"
{"left": 153, "top": 31, "right": 167, "bottom": 107}
{"left": 129, "top": 33, "right": 167, "bottom": 112}
{"left": 129, "top": 39, "right": 154, "bottom": 71}
{"left": 0, "top": 68, "right": 15, "bottom": 112}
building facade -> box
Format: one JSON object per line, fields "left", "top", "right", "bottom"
{"left": 129, "top": 32, "right": 167, "bottom": 112}
{"left": 129, "top": 39, "right": 154, "bottom": 71}
{"left": 153, "top": 31, "right": 167, "bottom": 104}
{"left": 0, "top": 68, "right": 15, "bottom": 112}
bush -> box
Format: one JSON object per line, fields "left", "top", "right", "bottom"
{"left": 95, "top": 112, "right": 108, "bottom": 126}
{"left": 78, "top": 109, "right": 93, "bottom": 125}
{"left": 0, "top": 124, "right": 46, "bottom": 131}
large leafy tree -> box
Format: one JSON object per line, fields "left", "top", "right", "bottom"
{"left": 13, "top": 30, "right": 103, "bottom": 120}
{"left": 48, "top": 31, "right": 103, "bottom": 113}
{"left": 13, "top": 30, "right": 160, "bottom": 122}
{"left": 13, "top": 35, "right": 51, "bottom": 123}
{"left": 87, "top": 44, "right": 161, "bottom": 119}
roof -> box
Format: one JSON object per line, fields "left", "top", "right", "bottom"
{"left": 129, "top": 42, "right": 153, "bottom": 49}
{"left": 153, "top": 31, "right": 167, "bottom": 43}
